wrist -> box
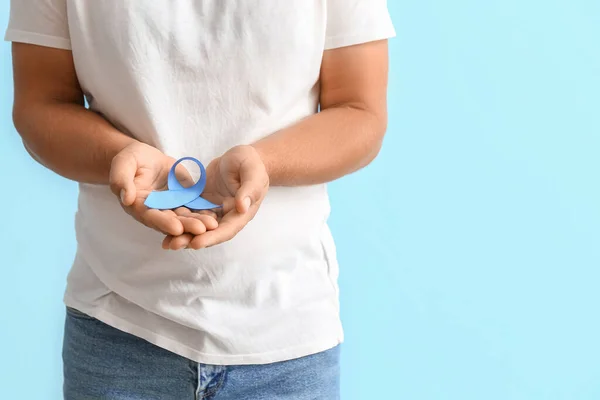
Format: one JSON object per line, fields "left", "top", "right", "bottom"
{"left": 109, "top": 136, "right": 139, "bottom": 161}
{"left": 249, "top": 143, "right": 272, "bottom": 181}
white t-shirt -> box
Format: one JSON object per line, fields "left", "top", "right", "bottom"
{"left": 6, "top": 1, "right": 395, "bottom": 365}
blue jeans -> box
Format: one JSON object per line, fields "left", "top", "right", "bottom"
{"left": 63, "top": 307, "right": 340, "bottom": 399}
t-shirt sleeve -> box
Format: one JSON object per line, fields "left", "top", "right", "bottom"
{"left": 4, "top": 0, "right": 71, "bottom": 50}
{"left": 325, "top": 0, "right": 396, "bottom": 50}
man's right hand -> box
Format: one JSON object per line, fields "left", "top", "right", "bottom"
{"left": 109, "top": 142, "right": 218, "bottom": 237}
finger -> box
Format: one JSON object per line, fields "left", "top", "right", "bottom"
{"left": 174, "top": 207, "right": 219, "bottom": 230}
{"left": 196, "top": 209, "right": 220, "bottom": 220}
{"left": 196, "top": 214, "right": 219, "bottom": 230}
{"left": 109, "top": 153, "right": 137, "bottom": 206}
{"left": 162, "top": 235, "right": 173, "bottom": 250}
{"left": 142, "top": 209, "right": 184, "bottom": 236}
{"left": 188, "top": 211, "right": 247, "bottom": 249}
{"left": 235, "top": 160, "right": 268, "bottom": 213}
{"left": 173, "top": 207, "right": 192, "bottom": 216}
{"left": 169, "top": 233, "right": 194, "bottom": 250}
{"left": 139, "top": 213, "right": 178, "bottom": 237}
{"left": 179, "top": 216, "right": 207, "bottom": 235}
{"left": 173, "top": 207, "right": 218, "bottom": 219}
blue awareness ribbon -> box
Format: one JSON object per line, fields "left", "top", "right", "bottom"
{"left": 144, "top": 157, "right": 220, "bottom": 210}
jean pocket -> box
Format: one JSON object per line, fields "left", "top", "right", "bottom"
{"left": 66, "top": 306, "right": 96, "bottom": 321}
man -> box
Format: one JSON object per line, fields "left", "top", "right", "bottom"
{"left": 6, "top": 1, "right": 395, "bottom": 399}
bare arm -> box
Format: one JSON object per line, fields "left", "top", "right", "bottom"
{"left": 11, "top": 43, "right": 137, "bottom": 184}
{"left": 11, "top": 43, "right": 211, "bottom": 236}
{"left": 252, "top": 40, "right": 390, "bottom": 186}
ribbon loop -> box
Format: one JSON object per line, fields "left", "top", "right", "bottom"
{"left": 144, "top": 157, "right": 220, "bottom": 210}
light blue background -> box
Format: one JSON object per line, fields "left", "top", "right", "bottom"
{"left": 1, "top": 1, "right": 599, "bottom": 399}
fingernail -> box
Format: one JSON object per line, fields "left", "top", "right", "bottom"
{"left": 120, "top": 189, "right": 126, "bottom": 204}
{"left": 243, "top": 197, "right": 251, "bottom": 211}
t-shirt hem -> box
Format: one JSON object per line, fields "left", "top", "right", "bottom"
{"left": 4, "top": 28, "right": 71, "bottom": 50}
{"left": 325, "top": 28, "right": 397, "bottom": 50}
{"left": 64, "top": 294, "right": 344, "bottom": 366}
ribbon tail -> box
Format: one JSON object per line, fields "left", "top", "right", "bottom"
{"left": 184, "top": 196, "right": 221, "bottom": 210}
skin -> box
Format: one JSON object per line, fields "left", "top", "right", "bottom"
{"left": 11, "top": 39, "right": 389, "bottom": 250}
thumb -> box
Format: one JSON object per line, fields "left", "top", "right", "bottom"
{"left": 235, "top": 161, "right": 268, "bottom": 214}
{"left": 109, "top": 153, "right": 138, "bottom": 206}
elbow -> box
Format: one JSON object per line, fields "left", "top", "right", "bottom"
{"left": 363, "top": 136, "right": 384, "bottom": 167}
{"left": 22, "top": 140, "right": 42, "bottom": 164}
{"left": 12, "top": 103, "right": 44, "bottom": 164}
{"left": 358, "top": 111, "right": 388, "bottom": 169}
{"left": 12, "top": 102, "right": 33, "bottom": 142}
{"left": 12, "top": 104, "right": 25, "bottom": 136}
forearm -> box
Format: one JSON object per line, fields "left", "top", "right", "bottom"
{"left": 13, "top": 101, "right": 137, "bottom": 184}
{"left": 252, "top": 105, "right": 386, "bottom": 186}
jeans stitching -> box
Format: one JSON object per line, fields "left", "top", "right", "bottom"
{"left": 199, "top": 367, "right": 226, "bottom": 400}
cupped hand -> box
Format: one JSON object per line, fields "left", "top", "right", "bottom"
{"left": 162, "top": 145, "right": 269, "bottom": 250}
{"left": 109, "top": 142, "right": 218, "bottom": 237}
